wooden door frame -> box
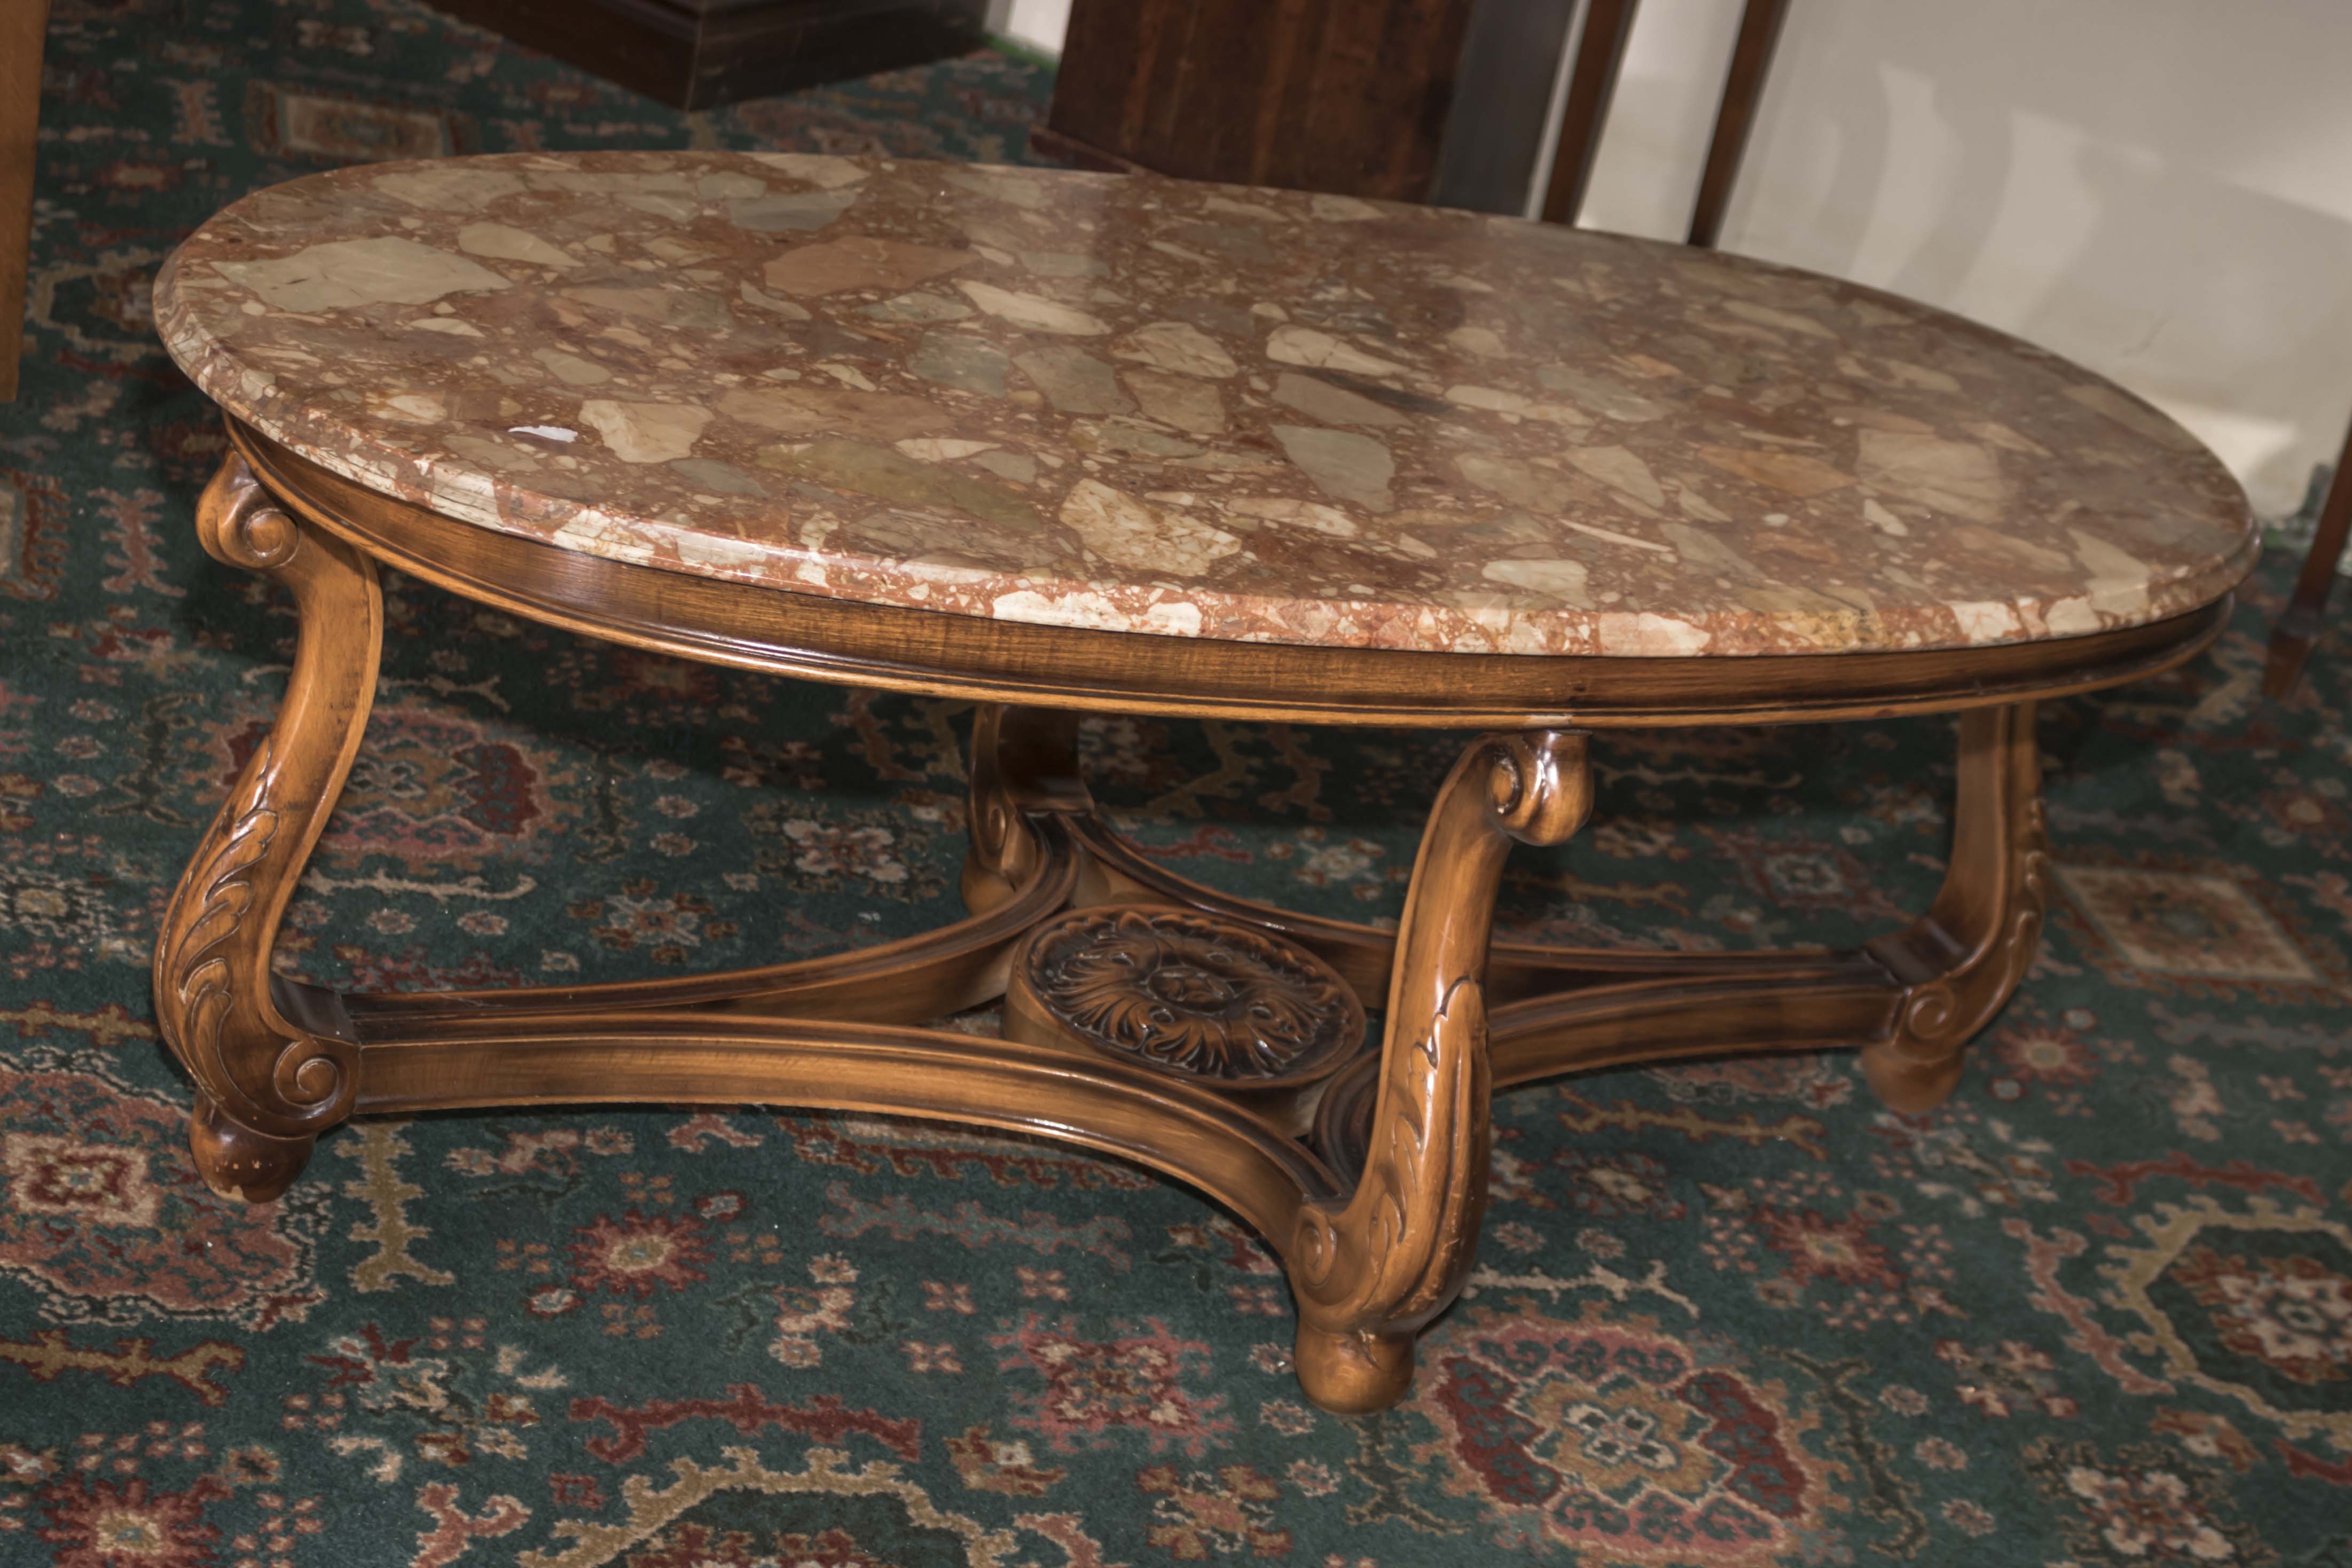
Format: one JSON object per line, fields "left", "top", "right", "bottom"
{"left": 1, "top": 0, "right": 49, "bottom": 401}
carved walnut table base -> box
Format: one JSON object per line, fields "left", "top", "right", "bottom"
{"left": 150, "top": 151, "right": 2257, "bottom": 1413}
{"left": 156, "top": 427, "right": 2234, "bottom": 1413}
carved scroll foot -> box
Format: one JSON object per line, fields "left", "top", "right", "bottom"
{"left": 1872, "top": 1034, "right": 1966, "bottom": 1124}
{"left": 1285, "top": 731, "right": 1591, "bottom": 1414}
{"left": 1861, "top": 702, "right": 2048, "bottom": 1115}
{"left": 155, "top": 450, "right": 382, "bottom": 1200}
{"left": 1293, "top": 1323, "right": 1415, "bottom": 1415}
{"left": 189, "top": 1095, "right": 315, "bottom": 1203}
{"left": 1861, "top": 1031, "right": 1967, "bottom": 1116}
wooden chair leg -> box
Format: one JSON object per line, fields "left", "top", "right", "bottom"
{"left": 1860, "top": 703, "right": 2047, "bottom": 1113}
{"left": 2264, "top": 423, "right": 2352, "bottom": 700}
{"left": 1687, "top": 0, "right": 1792, "bottom": 248}
{"left": 1285, "top": 731, "right": 1591, "bottom": 1413}
{"left": 153, "top": 452, "right": 384, "bottom": 1199}
{"left": 1539, "top": 0, "right": 1641, "bottom": 226}
{"left": 1538, "top": 0, "right": 1791, "bottom": 242}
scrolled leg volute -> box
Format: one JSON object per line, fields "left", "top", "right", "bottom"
{"left": 962, "top": 704, "right": 1085, "bottom": 913}
{"left": 154, "top": 452, "right": 383, "bottom": 1199}
{"left": 1285, "top": 731, "right": 1593, "bottom": 1413}
{"left": 1862, "top": 702, "right": 2049, "bottom": 1114}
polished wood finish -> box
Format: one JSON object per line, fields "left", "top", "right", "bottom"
{"left": 161, "top": 438, "right": 2200, "bottom": 1410}
{"left": 1, "top": 0, "right": 46, "bottom": 402}
{"left": 154, "top": 458, "right": 382, "bottom": 1199}
{"left": 962, "top": 702, "right": 1086, "bottom": 907}
{"left": 1540, "top": 0, "right": 1790, "bottom": 244}
{"left": 1003, "top": 904, "right": 1364, "bottom": 1139}
{"left": 350, "top": 822, "right": 1077, "bottom": 1027}
{"left": 1040, "top": 0, "right": 1481, "bottom": 202}
{"left": 2264, "top": 419, "right": 2352, "bottom": 699}
{"left": 1033, "top": 0, "right": 1790, "bottom": 230}
{"left": 1288, "top": 730, "right": 1589, "bottom": 1410}
{"left": 415, "top": 0, "right": 987, "bottom": 111}
{"left": 1538, "top": 0, "right": 1639, "bottom": 226}
{"left": 1067, "top": 807, "right": 1852, "bottom": 1003}
{"left": 234, "top": 426, "right": 2230, "bottom": 732}
{"left": 1862, "top": 703, "right": 2047, "bottom": 1110}
{"left": 356, "top": 1015, "right": 1339, "bottom": 1234}
{"left": 186, "top": 1094, "right": 317, "bottom": 1206}
{"left": 1687, "top": 0, "right": 1791, "bottom": 247}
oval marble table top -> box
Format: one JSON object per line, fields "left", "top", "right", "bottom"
{"left": 156, "top": 151, "right": 2257, "bottom": 658}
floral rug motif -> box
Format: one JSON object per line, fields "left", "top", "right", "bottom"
{"left": 4, "top": 0, "right": 2352, "bottom": 1562}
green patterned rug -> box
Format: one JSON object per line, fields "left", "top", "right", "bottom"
{"left": 6, "top": 1, "right": 2352, "bottom": 1562}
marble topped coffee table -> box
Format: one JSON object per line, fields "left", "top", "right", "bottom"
{"left": 152, "top": 151, "right": 2256, "bottom": 1413}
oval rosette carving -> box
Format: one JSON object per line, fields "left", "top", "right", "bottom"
{"left": 1020, "top": 908, "right": 1365, "bottom": 1088}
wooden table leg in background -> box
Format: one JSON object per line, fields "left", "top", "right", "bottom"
{"left": 2264, "top": 420, "right": 2352, "bottom": 699}
{"left": 1, "top": 0, "right": 48, "bottom": 402}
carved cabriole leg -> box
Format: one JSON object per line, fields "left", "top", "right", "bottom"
{"left": 1861, "top": 702, "right": 2049, "bottom": 1114}
{"left": 1286, "top": 731, "right": 1591, "bottom": 1413}
{"left": 154, "top": 453, "right": 383, "bottom": 1201}
{"left": 962, "top": 704, "right": 1086, "bottom": 914}
{"left": 962, "top": 702, "right": 1186, "bottom": 916}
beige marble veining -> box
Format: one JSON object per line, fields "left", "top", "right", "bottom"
{"left": 155, "top": 151, "right": 2258, "bottom": 656}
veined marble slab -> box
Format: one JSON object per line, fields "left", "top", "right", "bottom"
{"left": 156, "top": 152, "right": 2257, "bottom": 657}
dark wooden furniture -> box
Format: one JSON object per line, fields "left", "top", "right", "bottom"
{"left": 418, "top": 0, "right": 987, "bottom": 111}
{"left": 1425, "top": 0, "right": 1583, "bottom": 215}
{"left": 1030, "top": 0, "right": 1790, "bottom": 222}
{"left": 2264, "top": 421, "right": 2352, "bottom": 698}
{"left": 151, "top": 151, "right": 2255, "bottom": 1415}
{"left": 1031, "top": 0, "right": 1796, "bottom": 224}
{"left": 1542, "top": 0, "right": 1791, "bottom": 242}
{"left": 1, "top": 0, "right": 46, "bottom": 401}
{"left": 1033, "top": 0, "right": 1483, "bottom": 202}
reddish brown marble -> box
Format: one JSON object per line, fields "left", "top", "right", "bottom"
{"left": 155, "top": 152, "right": 2257, "bottom": 656}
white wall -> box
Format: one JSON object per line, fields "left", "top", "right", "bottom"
{"left": 997, "top": 0, "right": 2352, "bottom": 513}
{"left": 1578, "top": 0, "right": 2352, "bottom": 516}
{"left": 989, "top": 0, "right": 1071, "bottom": 57}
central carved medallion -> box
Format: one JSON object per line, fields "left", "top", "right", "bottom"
{"left": 1143, "top": 963, "right": 1237, "bottom": 1009}
{"left": 1015, "top": 907, "right": 1365, "bottom": 1087}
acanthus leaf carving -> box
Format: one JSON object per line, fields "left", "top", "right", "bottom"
{"left": 158, "top": 740, "right": 280, "bottom": 1064}
{"left": 1287, "top": 732, "right": 1588, "bottom": 1367}
{"left": 155, "top": 731, "right": 356, "bottom": 1137}
{"left": 154, "top": 448, "right": 381, "bottom": 1154}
